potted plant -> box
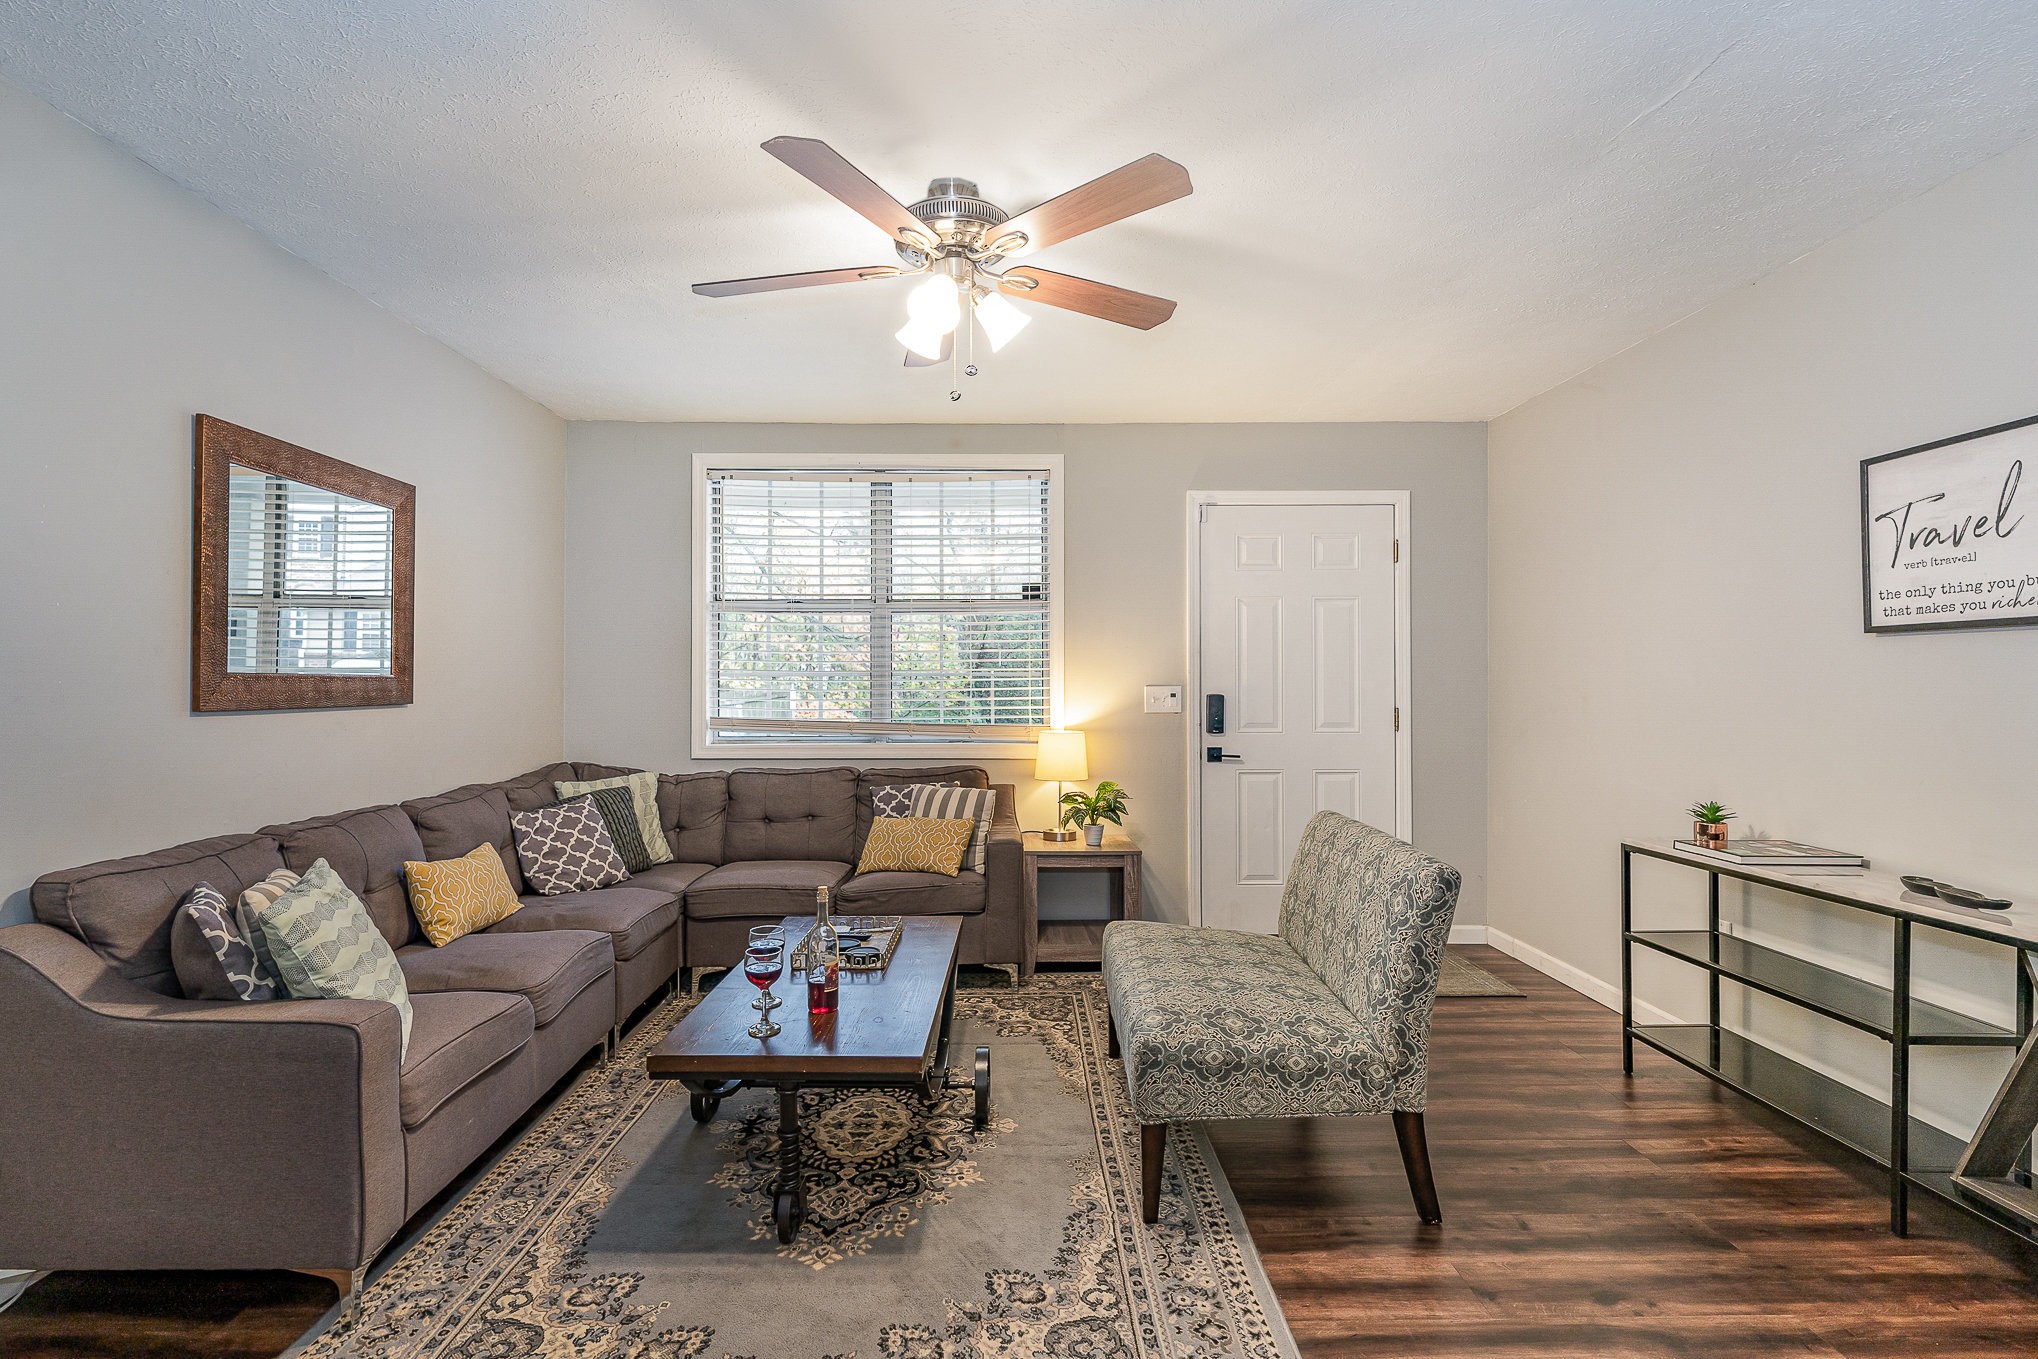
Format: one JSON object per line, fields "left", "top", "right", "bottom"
{"left": 1059, "top": 781, "right": 1130, "bottom": 848}
{"left": 1687, "top": 800, "right": 1736, "bottom": 850}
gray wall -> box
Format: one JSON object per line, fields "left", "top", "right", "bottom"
{"left": 0, "top": 77, "right": 568, "bottom": 926}
{"left": 1487, "top": 135, "right": 2038, "bottom": 1135}
{"left": 564, "top": 421, "right": 1488, "bottom": 929}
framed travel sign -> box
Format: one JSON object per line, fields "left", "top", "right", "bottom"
{"left": 1861, "top": 414, "right": 2038, "bottom": 634}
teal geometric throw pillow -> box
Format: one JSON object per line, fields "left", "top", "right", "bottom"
{"left": 248, "top": 857, "right": 414, "bottom": 1058}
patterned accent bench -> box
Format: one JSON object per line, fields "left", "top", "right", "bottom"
{"left": 1101, "top": 811, "right": 1462, "bottom": 1223}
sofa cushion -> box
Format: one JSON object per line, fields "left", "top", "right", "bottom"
{"left": 264, "top": 805, "right": 428, "bottom": 950}
{"left": 399, "top": 990, "right": 533, "bottom": 1129}
{"left": 170, "top": 883, "right": 279, "bottom": 1001}
{"left": 855, "top": 765, "right": 989, "bottom": 846}
{"left": 683, "top": 860, "right": 852, "bottom": 920}
{"left": 836, "top": 868, "right": 988, "bottom": 916}
{"left": 404, "top": 843, "right": 522, "bottom": 947}
{"left": 624, "top": 862, "right": 714, "bottom": 897}
{"left": 397, "top": 929, "right": 612, "bottom": 1028}
{"left": 31, "top": 832, "right": 287, "bottom": 996}
{"left": 658, "top": 772, "right": 728, "bottom": 866}
{"left": 488, "top": 884, "right": 679, "bottom": 963}
{"left": 1101, "top": 920, "right": 1391, "bottom": 1122}
{"left": 404, "top": 784, "right": 525, "bottom": 895}
{"left": 500, "top": 762, "right": 582, "bottom": 812}
{"left": 252, "top": 859, "right": 414, "bottom": 1058}
{"left": 725, "top": 768, "right": 857, "bottom": 863}
{"left": 511, "top": 799, "right": 630, "bottom": 896}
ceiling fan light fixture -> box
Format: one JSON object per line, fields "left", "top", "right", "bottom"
{"left": 974, "top": 289, "right": 1030, "bottom": 351}
{"left": 896, "top": 319, "right": 950, "bottom": 362}
{"left": 906, "top": 275, "right": 963, "bottom": 334}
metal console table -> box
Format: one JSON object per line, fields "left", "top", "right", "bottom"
{"left": 1621, "top": 839, "right": 2038, "bottom": 1242}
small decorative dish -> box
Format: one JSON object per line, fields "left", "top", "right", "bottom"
{"left": 1899, "top": 875, "right": 1942, "bottom": 897}
{"left": 1935, "top": 885, "right": 2013, "bottom": 911}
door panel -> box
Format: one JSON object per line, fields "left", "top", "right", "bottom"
{"left": 1199, "top": 500, "right": 1399, "bottom": 934}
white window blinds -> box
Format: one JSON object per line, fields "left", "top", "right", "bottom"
{"left": 225, "top": 469, "right": 395, "bottom": 675}
{"left": 705, "top": 468, "right": 1053, "bottom": 744}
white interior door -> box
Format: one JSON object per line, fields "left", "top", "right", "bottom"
{"left": 1196, "top": 499, "right": 1402, "bottom": 934}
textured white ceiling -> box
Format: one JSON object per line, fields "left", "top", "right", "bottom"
{"left": 5, "top": 2, "right": 2038, "bottom": 422}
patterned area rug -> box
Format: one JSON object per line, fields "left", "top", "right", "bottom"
{"left": 1438, "top": 949, "right": 1523, "bottom": 997}
{"left": 303, "top": 974, "right": 1297, "bottom": 1359}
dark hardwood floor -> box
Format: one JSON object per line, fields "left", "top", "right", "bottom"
{"left": 4, "top": 946, "right": 2032, "bottom": 1357}
{"left": 1208, "top": 945, "right": 2038, "bottom": 1358}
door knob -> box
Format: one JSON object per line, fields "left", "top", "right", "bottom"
{"left": 1205, "top": 746, "right": 1241, "bottom": 763}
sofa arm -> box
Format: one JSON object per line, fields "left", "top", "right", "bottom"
{"left": 984, "top": 784, "right": 1032, "bottom": 974}
{"left": 0, "top": 923, "right": 406, "bottom": 1272}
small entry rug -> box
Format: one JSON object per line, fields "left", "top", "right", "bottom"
{"left": 1438, "top": 949, "right": 1523, "bottom": 997}
{"left": 305, "top": 974, "right": 1297, "bottom": 1359}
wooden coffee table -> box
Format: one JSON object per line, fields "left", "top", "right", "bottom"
{"left": 645, "top": 915, "right": 989, "bottom": 1243}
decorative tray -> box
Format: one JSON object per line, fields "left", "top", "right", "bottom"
{"left": 789, "top": 916, "right": 904, "bottom": 973}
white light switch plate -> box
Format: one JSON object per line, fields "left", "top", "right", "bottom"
{"left": 1144, "top": 684, "right": 1183, "bottom": 714}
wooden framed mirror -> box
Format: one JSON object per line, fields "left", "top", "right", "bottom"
{"left": 192, "top": 415, "right": 415, "bottom": 712}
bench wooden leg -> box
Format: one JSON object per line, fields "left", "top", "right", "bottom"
{"left": 1141, "top": 1123, "right": 1167, "bottom": 1222}
{"left": 1393, "top": 1109, "right": 1442, "bottom": 1224}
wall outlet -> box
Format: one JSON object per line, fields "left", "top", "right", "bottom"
{"left": 1144, "top": 684, "right": 1184, "bottom": 714}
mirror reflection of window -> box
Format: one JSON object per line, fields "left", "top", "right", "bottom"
{"left": 225, "top": 464, "right": 394, "bottom": 675}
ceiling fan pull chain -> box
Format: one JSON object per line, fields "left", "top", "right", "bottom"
{"left": 950, "top": 325, "right": 962, "bottom": 401}
{"left": 965, "top": 304, "right": 979, "bottom": 378}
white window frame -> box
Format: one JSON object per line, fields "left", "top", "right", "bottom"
{"left": 691, "top": 452, "right": 1065, "bottom": 760}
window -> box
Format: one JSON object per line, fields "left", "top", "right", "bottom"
{"left": 226, "top": 469, "right": 395, "bottom": 675}
{"left": 696, "top": 457, "right": 1061, "bottom": 753}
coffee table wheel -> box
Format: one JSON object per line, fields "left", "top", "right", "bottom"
{"left": 973, "top": 1044, "right": 991, "bottom": 1130}
{"left": 690, "top": 1092, "right": 721, "bottom": 1124}
{"left": 773, "top": 1186, "right": 803, "bottom": 1244}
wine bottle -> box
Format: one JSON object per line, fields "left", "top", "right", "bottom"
{"left": 808, "top": 885, "right": 840, "bottom": 1015}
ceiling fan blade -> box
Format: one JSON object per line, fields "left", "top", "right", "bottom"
{"left": 903, "top": 332, "right": 954, "bottom": 367}
{"left": 762, "top": 137, "right": 937, "bottom": 250}
{"left": 693, "top": 265, "right": 904, "bottom": 297}
{"left": 988, "top": 154, "right": 1191, "bottom": 257}
{"left": 997, "top": 268, "right": 1177, "bottom": 330}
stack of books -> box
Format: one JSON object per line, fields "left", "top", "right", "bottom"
{"left": 1671, "top": 838, "right": 1867, "bottom": 870}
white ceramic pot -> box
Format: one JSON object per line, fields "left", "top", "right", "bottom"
{"left": 1084, "top": 823, "right": 1105, "bottom": 847}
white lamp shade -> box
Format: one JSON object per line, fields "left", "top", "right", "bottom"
{"left": 974, "top": 290, "right": 1031, "bottom": 351}
{"left": 895, "top": 319, "right": 948, "bottom": 361}
{"left": 906, "top": 276, "right": 962, "bottom": 332}
{"left": 1034, "top": 728, "right": 1089, "bottom": 782}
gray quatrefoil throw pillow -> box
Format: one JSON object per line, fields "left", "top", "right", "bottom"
{"left": 171, "top": 882, "right": 280, "bottom": 1002}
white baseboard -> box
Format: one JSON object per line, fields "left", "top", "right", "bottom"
{"left": 1447, "top": 924, "right": 1487, "bottom": 946}
{"left": 1482, "top": 926, "right": 1684, "bottom": 1027}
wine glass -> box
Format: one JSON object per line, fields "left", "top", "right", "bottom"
{"left": 744, "top": 940, "right": 784, "bottom": 1040}
{"left": 746, "top": 926, "right": 785, "bottom": 1012}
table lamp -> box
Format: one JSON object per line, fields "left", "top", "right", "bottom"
{"left": 1034, "top": 729, "right": 1088, "bottom": 842}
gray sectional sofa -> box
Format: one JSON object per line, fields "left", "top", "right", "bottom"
{"left": 0, "top": 760, "right": 1022, "bottom": 1291}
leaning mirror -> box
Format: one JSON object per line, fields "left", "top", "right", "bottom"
{"left": 193, "top": 415, "right": 414, "bottom": 711}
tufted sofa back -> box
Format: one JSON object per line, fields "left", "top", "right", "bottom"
{"left": 1276, "top": 812, "right": 1461, "bottom": 1093}
{"left": 723, "top": 768, "right": 859, "bottom": 863}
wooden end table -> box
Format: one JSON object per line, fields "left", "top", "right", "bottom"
{"left": 1023, "top": 832, "right": 1143, "bottom": 972}
{"left": 644, "top": 916, "right": 989, "bottom": 1244}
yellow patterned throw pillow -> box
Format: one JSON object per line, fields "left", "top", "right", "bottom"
{"left": 856, "top": 816, "right": 976, "bottom": 877}
{"left": 404, "top": 843, "right": 522, "bottom": 947}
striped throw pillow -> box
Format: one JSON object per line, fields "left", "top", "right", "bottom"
{"left": 404, "top": 842, "right": 522, "bottom": 947}
{"left": 247, "top": 858, "right": 413, "bottom": 1058}
{"left": 236, "top": 867, "right": 300, "bottom": 990}
{"left": 552, "top": 772, "right": 672, "bottom": 866}
{"left": 586, "top": 784, "right": 655, "bottom": 872}
{"left": 856, "top": 816, "right": 976, "bottom": 876}
{"left": 906, "top": 784, "right": 997, "bottom": 874}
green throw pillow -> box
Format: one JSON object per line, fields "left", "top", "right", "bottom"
{"left": 249, "top": 858, "right": 413, "bottom": 1058}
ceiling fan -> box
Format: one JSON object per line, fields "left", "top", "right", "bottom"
{"left": 694, "top": 137, "right": 1191, "bottom": 380}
